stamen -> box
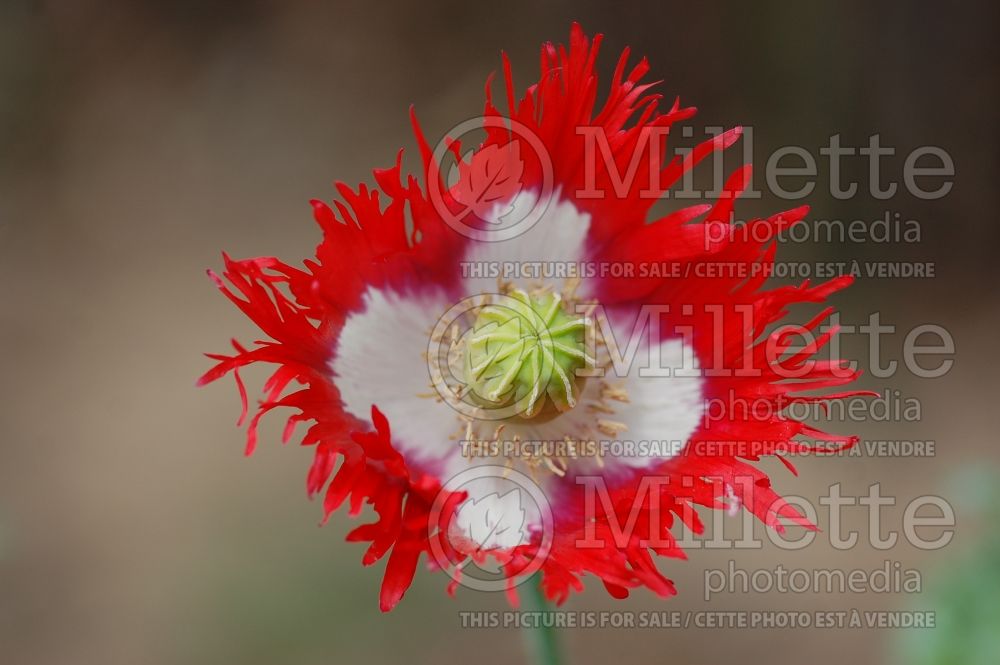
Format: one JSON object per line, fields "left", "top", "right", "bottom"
{"left": 602, "top": 383, "right": 631, "bottom": 403}
{"left": 597, "top": 419, "right": 629, "bottom": 437}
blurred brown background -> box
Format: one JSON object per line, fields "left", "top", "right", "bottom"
{"left": 2, "top": 1, "right": 998, "bottom": 664}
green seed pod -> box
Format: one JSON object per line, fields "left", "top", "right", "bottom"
{"left": 463, "top": 290, "right": 594, "bottom": 419}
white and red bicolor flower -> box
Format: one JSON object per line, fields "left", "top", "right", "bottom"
{"left": 200, "top": 24, "right": 866, "bottom": 611}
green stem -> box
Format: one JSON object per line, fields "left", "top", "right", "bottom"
{"left": 520, "top": 574, "right": 563, "bottom": 665}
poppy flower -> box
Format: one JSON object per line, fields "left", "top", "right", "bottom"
{"left": 200, "top": 23, "right": 864, "bottom": 611}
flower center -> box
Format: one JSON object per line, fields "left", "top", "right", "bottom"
{"left": 462, "top": 288, "right": 595, "bottom": 420}
{"left": 423, "top": 281, "right": 635, "bottom": 477}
